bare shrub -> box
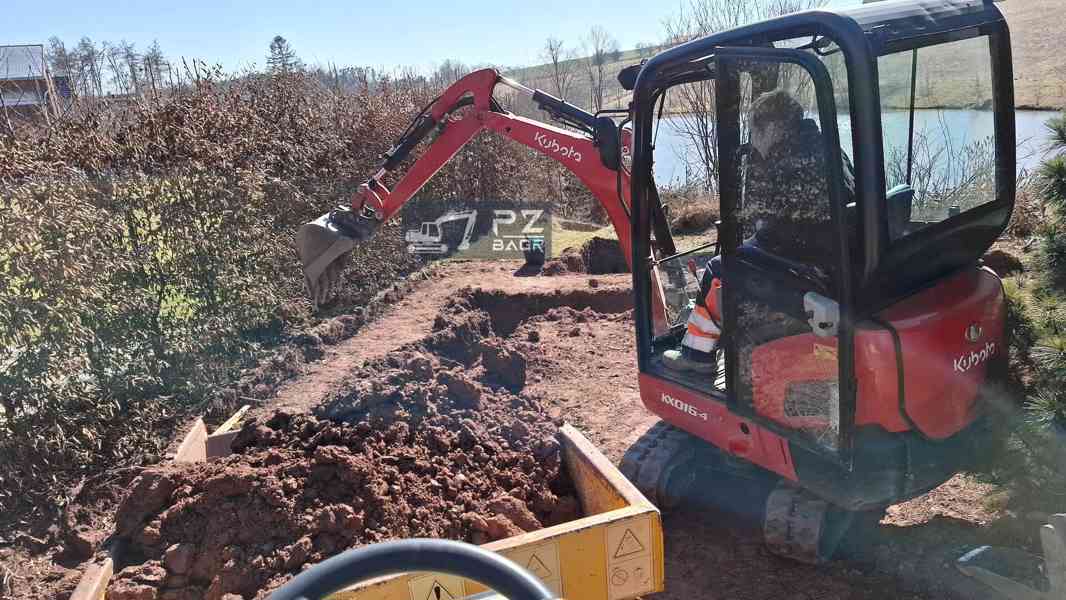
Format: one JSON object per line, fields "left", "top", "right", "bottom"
{"left": 0, "top": 69, "right": 560, "bottom": 523}
{"left": 668, "top": 195, "right": 720, "bottom": 234}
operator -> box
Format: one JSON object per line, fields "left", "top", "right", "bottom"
{"left": 663, "top": 88, "right": 855, "bottom": 375}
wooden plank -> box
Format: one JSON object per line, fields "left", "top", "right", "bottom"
{"left": 214, "top": 404, "right": 250, "bottom": 434}
{"left": 205, "top": 430, "right": 239, "bottom": 460}
{"left": 69, "top": 557, "right": 112, "bottom": 600}
{"left": 172, "top": 418, "right": 207, "bottom": 464}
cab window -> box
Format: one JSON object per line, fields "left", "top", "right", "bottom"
{"left": 878, "top": 35, "right": 997, "bottom": 240}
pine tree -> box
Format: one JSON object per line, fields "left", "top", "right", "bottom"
{"left": 142, "top": 40, "right": 167, "bottom": 93}
{"left": 267, "top": 36, "right": 302, "bottom": 74}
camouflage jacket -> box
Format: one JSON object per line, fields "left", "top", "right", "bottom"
{"left": 740, "top": 119, "right": 855, "bottom": 267}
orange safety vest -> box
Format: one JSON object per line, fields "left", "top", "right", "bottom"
{"left": 682, "top": 277, "right": 722, "bottom": 354}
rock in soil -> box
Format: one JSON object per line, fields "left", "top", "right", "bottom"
{"left": 107, "top": 292, "right": 579, "bottom": 600}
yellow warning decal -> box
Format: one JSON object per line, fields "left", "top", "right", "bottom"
{"left": 605, "top": 517, "right": 654, "bottom": 600}
{"left": 408, "top": 573, "right": 465, "bottom": 600}
{"left": 500, "top": 540, "right": 563, "bottom": 597}
{"left": 813, "top": 343, "right": 837, "bottom": 363}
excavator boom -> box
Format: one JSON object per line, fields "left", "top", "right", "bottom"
{"left": 297, "top": 68, "right": 660, "bottom": 306}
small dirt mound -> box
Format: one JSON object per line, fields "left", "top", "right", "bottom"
{"left": 542, "top": 246, "right": 586, "bottom": 276}
{"left": 669, "top": 201, "right": 719, "bottom": 235}
{"left": 106, "top": 294, "right": 579, "bottom": 600}
{"left": 462, "top": 287, "right": 631, "bottom": 337}
{"left": 581, "top": 237, "right": 629, "bottom": 275}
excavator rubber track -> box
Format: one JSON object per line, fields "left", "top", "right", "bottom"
{"left": 620, "top": 421, "right": 705, "bottom": 511}
{"left": 764, "top": 484, "right": 831, "bottom": 564}
{"left": 622, "top": 421, "right": 844, "bottom": 564}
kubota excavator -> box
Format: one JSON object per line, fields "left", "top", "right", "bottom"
{"left": 296, "top": 0, "right": 1016, "bottom": 565}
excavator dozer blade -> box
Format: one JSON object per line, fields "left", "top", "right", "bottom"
{"left": 297, "top": 212, "right": 358, "bottom": 308}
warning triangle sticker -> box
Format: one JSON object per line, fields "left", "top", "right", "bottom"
{"left": 613, "top": 528, "right": 646, "bottom": 558}
{"left": 426, "top": 580, "right": 458, "bottom": 600}
{"left": 525, "top": 554, "right": 553, "bottom": 579}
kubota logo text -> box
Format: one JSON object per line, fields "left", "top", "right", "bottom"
{"left": 533, "top": 132, "right": 582, "bottom": 162}
{"left": 661, "top": 393, "right": 708, "bottom": 421}
{"left": 954, "top": 341, "right": 997, "bottom": 373}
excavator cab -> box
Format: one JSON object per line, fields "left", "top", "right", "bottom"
{"left": 626, "top": 0, "right": 1015, "bottom": 557}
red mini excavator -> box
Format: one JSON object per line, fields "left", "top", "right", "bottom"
{"left": 298, "top": 0, "right": 1016, "bottom": 563}
{"left": 296, "top": 68, "right": 649, "bottom": 307}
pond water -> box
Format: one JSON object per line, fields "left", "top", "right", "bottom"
{"left": 653, "top": 109, "right": 1058, "bottom": 187}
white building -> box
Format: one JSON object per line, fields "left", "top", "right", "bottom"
{"left": 0, "top": 44, "right": 69, "bottom": 118}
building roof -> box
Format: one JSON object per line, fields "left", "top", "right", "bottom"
{"left": 0, "top": 45, "right": 48, "bottom": 82}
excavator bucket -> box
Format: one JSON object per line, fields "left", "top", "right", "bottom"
{"left": 297, "top": 212, "right": 357, "bottom": 308}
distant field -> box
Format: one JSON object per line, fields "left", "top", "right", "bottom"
{"left": 507, "top": 0, "right": 1066, "bottom": 112}
{"left": 1000, "top": 0, "right": 1066, "bottom": 110}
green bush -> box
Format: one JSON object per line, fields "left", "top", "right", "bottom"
{"left": 975, "top": 111, "right": 1066, "bottom": 508}
{"left": 1003, "top": 278, "right": 1037, "bottom": 359}
{"left": 1039, "top": 155, "right": 1066, "bottom": 211}
{"left": 1047, "top": 113, "right": 1066, "bottom": 153}
{"left": 0, "top": 71, "right": 574, "bottom": 521}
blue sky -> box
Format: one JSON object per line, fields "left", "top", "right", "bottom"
{"left": 2, "top": 0, "right": 859, "bottom": 74}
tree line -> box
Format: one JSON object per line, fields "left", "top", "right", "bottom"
{"left": 46, "top": 37, "right": 172, "bottom": 98}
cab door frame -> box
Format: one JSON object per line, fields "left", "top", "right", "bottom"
{"left": 714, "top": 46, "right": 857, "bottom": 465}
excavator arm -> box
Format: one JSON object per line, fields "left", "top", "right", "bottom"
{"left": 298, "top": 68, "right": 673, "bottom": 306}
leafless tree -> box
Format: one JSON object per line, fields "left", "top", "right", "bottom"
{"left": 143, "top": 41, "right": 169, "bottom": 96}
{"left": 660, "top": 0, "right": 824, "bottom": 191}
{"left": 76, "top": 37, "right": 104, "bottom": 97}
{"left": 635, "top": 42, "right": 657, "bottom": 59}
{"left": 541, "top": 37, "right": 578, "bottom": 98}
{"left": 581, "top": 26, "right": 620, "bottom": 112}
{"left": 103, "top": 41, "right": 142, "bottom": 95}
{"left": 431, "top": 59, "right": 470, "bottom": 88}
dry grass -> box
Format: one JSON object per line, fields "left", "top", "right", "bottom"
{"left": 1000, "top": 0, "right": 1066, "bottom": 110}
{"left": 507, "top": 0, "right": 1065, "bottom": 111}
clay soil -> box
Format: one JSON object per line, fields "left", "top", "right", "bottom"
{"left": 104, "top": 285, "right": 588, "bottom": 599}
{"left": 7, "top": 260, "right": 1044, "bottom": 599}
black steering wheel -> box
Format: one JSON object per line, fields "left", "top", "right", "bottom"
{"left": 268, "top": 538, "right": 556, "bottom": 600}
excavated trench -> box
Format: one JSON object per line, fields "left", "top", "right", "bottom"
{"left": 104, "top": 286, "right": 632, "bottom": 600}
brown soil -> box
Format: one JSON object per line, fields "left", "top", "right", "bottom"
{"left": 11, "top": 259, "right": 1045, "bottom": 600}
{"left": 542, "top": 236, "right": 629, "bottom": 277}
{"left": 104, "top": 288, "right": 583, "bottom": 600}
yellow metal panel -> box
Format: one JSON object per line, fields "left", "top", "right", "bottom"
{"left": 70, "top": 558, "right": 112, "bottom": 600}
{"left": 81, "top": 425, "right": 664, "bottom": 600}
{"left": 559, "top": 425, "right": 635, "bottom": 514}
{"left": 214, "top": 404, "right": 250, "bottom": 434}
{"left": 558, "top": 521, "right": 609, "bottom": 600}
{"left": 172, "top": 418, "right": 207, "bottom": 463}
{"left": 328, "top": 510, "right": 663, "bottom": 600}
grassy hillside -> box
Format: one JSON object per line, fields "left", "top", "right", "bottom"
{"left": 1000, "top": 0, "right": 1066, "bottom": 109}
{"left": 507, "top": 0, "right": 1066, "bottom": 111}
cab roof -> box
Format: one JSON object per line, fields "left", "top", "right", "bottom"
{"left": 653, "top": 0, "right": 1007, "bottom": 65}
{"left": 837, "top": 0, "right": 1006, "bottom": 53}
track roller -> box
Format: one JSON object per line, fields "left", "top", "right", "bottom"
{"left": 619, "top": 421, "right": 704, "bottom": 510}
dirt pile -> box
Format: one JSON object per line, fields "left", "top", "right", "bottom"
{"left": 106, "top": 292, "right": 579, "bottom": 600}
{"left": 581, "top": 237, "right": 629, "bottom": 275}
{"left": 542, "top": 246, "right": 585, "bottom": 276}
{"left": 543, "top": 237, "right": 628, "bottom": 276}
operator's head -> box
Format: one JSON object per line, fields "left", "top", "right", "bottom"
{"left": 750, "top": 89, "right": 804, "bottom": 157}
